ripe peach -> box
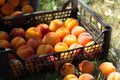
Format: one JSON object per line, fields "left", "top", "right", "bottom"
{"left": 64, "top": 18, "right": 79, "bottom": 31}
{"left": 71, "top": 26, "right": 86, "bottom": 38}
{"left": 60, "top": 63, "right": 76, "bottom": 76}
{"left": 107, "top": 72, "right": 120, "bottom": 80}
{"left": 43, "top": 32, "right": 61, "bottom": 47}
{"left": 36, "top": 23, "right": 50, "bottom": 37}
{"left": 54, "top": 42, "right": 69, "bottom": 52}
{"left": 10, "top": 36, "right": 26, "bottom": 50}
{"left": 7, "top": 0, "right": 20, "bottom": 8}
{"left": 1, "top": 3, "right": 14, "bottom": 16}
{"left": 9, "top": 27, "right": 26, "bottom": 39}
{"left": 49, "top": 19, "right": 64, "bottom": 32}
{"left": 0, "top": 40, "right": 11, "bottom": 48}
{"left": 27, "top": 38, "right": 43, "bottom": 51}
{"left": 63, "top": 35, "right": 78, "bottom": 47}
{"left": 19, "top": 0, "right": 30, "bottom": 7}
{"left": 36, "top": 44, "right": 54, "bottom": 56}
{"left": 22, "top": 4, "right": 34, "bottom": 14}
{"left": 78, "top": 60, "right": 95, "bottom": 73}
{"left": 78, "top": 32, "right": 91, "bottom": 38}
{"left": 69, "top": 43, "right": 83, "bottom": 56}
{"left": 63, "top": 74, "right": 78, "bottom": 80}
{"left": 17, "top": 45, "right": 35, "bottom": 59}
{"left": 78, "top": 35, "right": 93, "bottom": 46}
{"left": 0, "top": 0, "right": 5, "bottom": 6}
{"left": 78, "top": 73, "right": 94, "bottom": 80}
{"left": 25, "top": 27, "right": 42, "bottom": 40}
{"left": 0, "top": 31, "right": 9, "bottom": 41}
{"left": 11, "top": 11, "right": 22, "bottom": 17}
{"left": 56, "top": 27, "right": 70, "bottom": 40}
{"left": 99, "top": 62, "right": 116, "bottom": 77}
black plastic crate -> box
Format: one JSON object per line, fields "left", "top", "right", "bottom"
{"left": 0, "top": 0, "right": 111, "bottom": 80}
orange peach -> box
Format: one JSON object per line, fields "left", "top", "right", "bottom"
{"left": 1, "top": 3, "right": 14, "bottom": 16}
{"left": 7, "top": 0, "right": 20, "bottom": 8}
{"left": 99, "top": 62, "right": 116, "bottom": 77}
{"left": 64, "top": 18, "right": 79, "bottom": 31}
{"left": 60, "top": 63, "right": 76, "bottom": 76}
{"left": 36, "top": 44, "right": 54, "bottom": 56}
{"left": 71, "top": 26, "right": 86, "bottom": 38}
{"left": 9, "top": 27, "right": 26, "bottom": 39}
{"left": 42, "top": 32, "right": 61, "bottom": 47}
{"left": 17, "top": 45, "right": 35, "bottom": 59}
{"left": 19, "top": 0, "right": 31, "bottom": 7}
{"left": 0, "top": 0, "right": 5, "bottom": 6}
{"left": 0, "top": 40, "right": 11, "bottom": 48}
{"left": 78, "top": 73, "right": 94, "bottom": 80}
{"left": 78, "top": 35, "right": 93, "bottom": 46}
{"left": 63, "top": 74, "right": 78, "bottom": 80}
{"left": 11, "top": 11, "right": 22, "bottom": 17}
{"left": 49, "top": 19, "right": 64, "bottom": 32}
{"left": 25, "top": 27, "right": 42, "bottom": 40}
{"left": 36, "top": 23, "right": 50, "bottom": 37}
{"left": 63, "top": 35, "right": 78, "bottom": 47}
{"left": 78, "top": 32, "right": 91, "bottom": 38}
{"left": 107, "top": 72, "right": 120, "bottom": 80}
{"left": 56, "top": 27, "right": 70, "bottom": 39}
{"left": 27, "top": 38, "right": 43, "bottom": 51}
{"left": 78, "top": 60, "right": 95, "bottom": 73}
{"left": 10, "top": 36, "right": 26, "bottom": 50}
{"left": 54, "top": 42, "right": 69, "bottom": 52}
{"left": 0, "top": 31, "right": 9, "bottom": 41}
{"left": 69, "top": 43, "right": 83, "bottom": 56}
{"left": 22, "top": 4, "right": 34, "bottom": 14}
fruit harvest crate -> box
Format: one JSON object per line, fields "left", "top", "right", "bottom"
{"left": 0, "top": 0, "right": 111, "bottom": 80}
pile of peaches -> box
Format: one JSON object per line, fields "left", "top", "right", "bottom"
{"left": 0, "top": 18, "right": 95, "bottom": 60}
{"left": 0, "top": 0, "right": 34, "bottom": 18}
{"left": 62, "top": 60, "right": 120, "bottom": 80}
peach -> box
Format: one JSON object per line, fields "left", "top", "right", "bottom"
{"left": 1, "top": 3, "right": 14, "bottom": 16}
{"left": 63, "top": 74, "right": 78, "bottom": 80}
{"left": 25, "top": 27, "right": 42, "bottom": 40}
{"left": 78, "top": 60, "right": 95, "bottom": 73}
{"left": 78, "top": 35, "right": 93, "bottom": 46}
{"left": 42, "top": 32, "right": 61, "bottom": 47}
{"left": 0, "top": 0, "right": 5, "bottom": 6}
{"left": 78, "top": 73, "right": 94, "bottom": 80}
{"left": 63, "top": 35, "right": 78, "bottom": 47}
{"left": 36, "top": 23, "right": 50, "bottom": 37}
{"left": 78, "top": 32, "right": 91, "bottom": 38}
{"left": 54, "top": 42, "right": 69, "bottom": 52}
{"left": 10, "top": 36, "right": 26, "bottom": 50}
{"left": 0, "top": 31, "right": 9, "bottom": 41}
{"left": 56, "top": 27, "right": 70, "bottom": 39}
{"left": 60, "top": 63, "right": 76, "bottom": 76}
{"left": 7, "top": 0, "right": 20, "bottom": 8}
{"left": 99, "top": 62, "right": 116, "bottom": 77}
{"left": 64, "top": 18, "right": 79, "bottom": 31}
{"left": 9, "top": 27, "right": 26, "bottom": 39}
{"left": 0, "top": 40, "right": 11, "bottom": 48}
{"left": 36, "top": 44, "right": 54, "bottom": 56}
{"left": 11, "top": 11, "right": 22, "bottom": 17}
{"left": 71, "top": 26, "right": 86, "bottom": 38}
{"left": 19, "top": 0, "right": 31, "bottom": 7}
{"left": 49, "top": 19, "right": 64, "bottom": 32}
{"left": 107, "top": 72, "right": 120, "bottom": 80}
{"left": 22, "top": 4, "right": 34, "bottom": 14}
{"left": 17, "top": 45, "right": 35, "bottom": 59}
{"left": 27, "top": 38, "right": 43, "bottom": 51}
{"left": 69, "top": 43, "right": 83, "bottom": 56}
